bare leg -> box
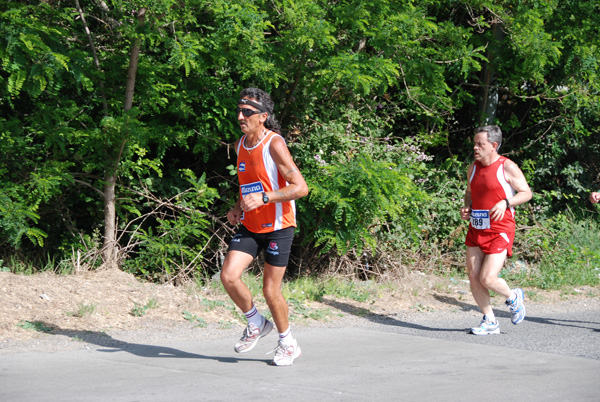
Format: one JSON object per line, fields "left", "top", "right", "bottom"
{"left": 262, "top": 263, "right": 289, "bottom": 333}
{"left": 479, "top": 251, "right": 512, "bottom": 299}
{"left": 220, "top": 250, "right": 255, "bottom": 313}
{"left": 466, "top": 247, "right": 511, "bottom": 317}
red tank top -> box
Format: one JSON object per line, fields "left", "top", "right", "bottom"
{"left": 469, "top": 156, "right": 516, "bottom": 233}
{"left": 236, "top": 130, "right": 296, "bottom": 233}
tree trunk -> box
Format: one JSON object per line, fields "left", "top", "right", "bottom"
{"left": 102, "top": 171, "right": 117, "bottom": 265}
{"left": 101, "top": 8, "right": 146, "bottom": 266}
{"left": 479, "top": 23, "right": 505, "bottom": 125}
{"left": 123, "top": 8, "right": 146, "bottom": 112}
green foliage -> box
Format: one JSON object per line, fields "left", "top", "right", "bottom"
{"left": 407, "top": 157, "right": 468, "bottom": 253}
{"left": 122, "top": 171, "right": 218, "bottom": 281}
{"left": 282, "top": 276, "right": 376, "bottom": 303}
{"left": 0, "top": 0, "right": 598, "bottom": 289}
{"left": 67, "top": 303, "right": 97, "bottom": 318}
{"left": 293, "top": 109, "right": 429, "bottom": 255}
{"left": 307, "top": 152, "right": 422, "bottom": 254}
{"left": 509, "top": 213, "right": 600, "bottom": 289}
{"left": 16, "top": 320, "right": 52, "bottom": 333}
{"left": 182, "top": 310, "right": 208, "bottom": 328}
{"left": 130, "top": 298, "right": 159, "bottom": 317}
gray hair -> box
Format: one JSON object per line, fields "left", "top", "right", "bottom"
{"left": 475, "top": 125, "right": 503, "bottom": 151}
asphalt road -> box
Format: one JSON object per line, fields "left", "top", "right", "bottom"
{"left": 1, "top": 297, "right": 599, "bottom": 402}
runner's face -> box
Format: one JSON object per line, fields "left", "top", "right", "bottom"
{"left": 237, "top": 98, "right": 266, "bottom": 135}
{"left": 473, "top": 132, "right": 496, "bottom": 161}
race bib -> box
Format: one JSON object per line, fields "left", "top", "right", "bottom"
{"left": 470, "top": 210, "right": 491, "bottom": 230}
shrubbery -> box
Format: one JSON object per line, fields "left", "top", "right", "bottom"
{"left": 1, "top": 0, "right": 599, "bottom": 290}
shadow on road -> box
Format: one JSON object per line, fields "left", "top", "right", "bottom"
{"left": 433, "top": 294, "right": 600, "bottom": 331}
{"left": 35, "top": 322, "right": 271, "bottom": 364}
{"left": 323, "top": 294, "right": 600, "bottom": 333}
{"left": 321, "top": 298, "right": 467, "bottom": 333}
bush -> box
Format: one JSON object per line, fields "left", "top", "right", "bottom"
{"left": 292, "top": 109, "right": 428, "bottom": 258}
{"left": 121, "top": 171, "right": 219, "bottom": 283}
{"left": 507, "top": 212, "right": 600, "bottom": 289}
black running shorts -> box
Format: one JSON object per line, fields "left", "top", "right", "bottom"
{"left": 228, "top": 225, "right": 295, "bottom": 267}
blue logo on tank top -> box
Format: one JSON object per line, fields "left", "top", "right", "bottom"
{"left": 239, "top": 162, "right": 245, "bottom": 172}
{"left": 241, "top": 181, "right": 264, "bottom": 195}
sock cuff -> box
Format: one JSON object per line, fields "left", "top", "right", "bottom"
{"left": 244, "top": 306, "right": 258, "bottom": 319}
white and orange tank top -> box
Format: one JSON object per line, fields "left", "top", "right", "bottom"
{"left": 468, "top": 156, "right": 516, "bottom": 233}
{"left": 236, "top": 130, "right": 296, "bottom": 233}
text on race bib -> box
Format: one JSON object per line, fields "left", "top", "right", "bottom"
{"left": 470, "top": 209, "right": 491, "bottom": 230}
{"left": 241, "top": 181, "right": 264, "bottom": 196}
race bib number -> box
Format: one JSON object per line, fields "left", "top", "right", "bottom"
{"left": 470, "top": 210, "right": 491, "bottom": 230}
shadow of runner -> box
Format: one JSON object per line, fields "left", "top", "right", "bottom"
{"left": 432, "top": 293, "right": 510, "bottom": 318}
{"left": 321, "top": 299, "right": 467, "bottom": 333}
{"left": 433, "top": 294, "right": 600, "bottom": 331}
{"left": 33, "top": 322, "right": 271, "bottom": 364}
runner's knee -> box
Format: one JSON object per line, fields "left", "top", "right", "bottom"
{"left": 220, "top": 269, "right": 241, "bottom": 288}
{"left": 480, "top": 274, "right": 497, "bottom": 289}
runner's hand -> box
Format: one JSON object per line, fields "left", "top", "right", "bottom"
{"left": 460, "top": 206, "right": 471, "bottom": 221}
{"left": 490, "top": 200, "right": 507, "bottom": 221}
{"left": 240, "top": 193, "right": 264, "bottom": 212}
{"left": 227, "top": 206, "right": 242, "bottom": 225}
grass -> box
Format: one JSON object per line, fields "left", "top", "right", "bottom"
{"left": 67, "top": 303, "right": 97, "bottom": 318}
{"left": 17, "top": 320, "right": 52, "bottom": 333}
{"left": 506, "top": 218, "right": 600, "bottom": 290}
{"left": 201, "top": 272, "right": 379, "bottom": 323}
{"left": 281, "top": 276, "right": 376, "bottom": 303}
{"left": 130, "top": 298, "right": 159, "bottom": 317}
{"left": 410, "top": 303, "right": 434, "bottom": 313}
{"left": 182, "top": 310, "right": 208, "bottom": 328}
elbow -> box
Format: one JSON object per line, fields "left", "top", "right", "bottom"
{"left": 298, "top": 183, "right": 309, "bottom": 199}
{"left": 300, "top": 185, "right": 309, "bottom": 199}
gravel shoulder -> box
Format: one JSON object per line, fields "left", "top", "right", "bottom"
{"left": 1, "top": 269, "right": 598, "bottom": 358}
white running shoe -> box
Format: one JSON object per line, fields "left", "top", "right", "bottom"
{"left": 470, "top": 315, "right": 500, "bottom": 335}
{"left": 234, "top": 318, "right": 273, "bottom": 353}
{"left": 269, "top": 339, "right": 302, "bottom": 366}
{"left": 506, "top": 288, "right": 526, "bottom": 325}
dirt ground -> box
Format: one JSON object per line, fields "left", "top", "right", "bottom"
{"left": 1, "top": 267, "right": 597, "bottom": 343}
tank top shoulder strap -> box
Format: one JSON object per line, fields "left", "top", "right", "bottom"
{"left": 263, "top": 130, "right": 280, "bottom": 148}
{"left": 236, "top": 135, "right": 245, "bottom": 154}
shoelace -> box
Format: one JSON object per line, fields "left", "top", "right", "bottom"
{"left": 240, "top": 324, "right": 258, "bottom": 341}
{"left": 267, "top": 342, "right": 289, "bottom": 356}
{"left": 507, "top": 300, "right": 521, "bottom": 313}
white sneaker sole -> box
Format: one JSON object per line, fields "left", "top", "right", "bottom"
{"left": 470, "top": 328, "right": 500, "bottom": 336}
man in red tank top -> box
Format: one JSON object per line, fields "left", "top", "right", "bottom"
{"left": 221, "top": 88, "right": 308, "bottom": 365}
{"left": 460, "top": 125, "right": 532, "bottom": 335}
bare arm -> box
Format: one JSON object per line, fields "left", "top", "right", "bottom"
{"left": 460, "top": 164, "right": 474, "bottom": 221}
{"left": 227, "top": 139, "right": 243, "bottom": 224}
{"left": 240, "top": 136, "right": 308, "bottom": 212}
{"left": 489, "top": 159, "right": 532, "bottom": 221}
{"left": 268, "top": 136, "right": 308, "bottom": 202}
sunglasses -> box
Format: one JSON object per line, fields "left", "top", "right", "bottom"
{"left": 237, "top": 107, "right": 263, "bottom": 117}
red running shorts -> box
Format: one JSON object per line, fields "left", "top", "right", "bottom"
{"left": 465, "top": 228, "right": 515, "bottom": 257}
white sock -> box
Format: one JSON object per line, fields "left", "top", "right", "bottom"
{"left": 506, "top": 290, "right": 517, "bottom": 303}
{"left": 484, "top": 313, "right": 496, "bottom": 323}
{"left": 279, "top": 327, "right": 294, "bottom": 345}
{"left": 243, "top": 305, "right": 264, "bottom": 328}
